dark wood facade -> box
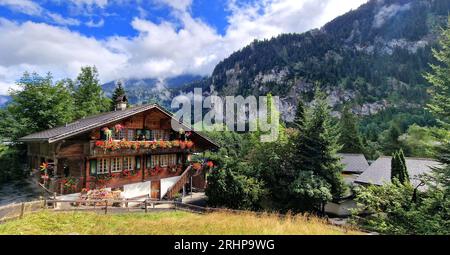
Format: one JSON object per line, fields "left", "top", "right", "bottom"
{"left": 23, "top": 106, "right": 218, "bottom": 198}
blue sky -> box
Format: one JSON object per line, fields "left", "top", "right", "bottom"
{"left": 0, "top": 0, "right": 368, "bottom": 94}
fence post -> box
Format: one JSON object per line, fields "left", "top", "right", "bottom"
{"left": 53, "top": 193, "right": 57, "bottom": 209}
{"left": 104, "top": 200, "right": 108, "bottom": 215}
{"left": 144, "top": 200, "right": 148, "bottom": 213}
{"left": 43, "top": 198, "right": 47, "bottom": 209}
{"left": 20, "top": 202, "right": 25, "bottom": 219}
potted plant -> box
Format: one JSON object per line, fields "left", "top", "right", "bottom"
{"left": 186, "top": 140, "right": 194, "bottom": 149}
{"left": 102, "top": 127, "right": 113, "bottom": 141}
{"left": 173, "top": 193, "right": 182, "bottom": 202}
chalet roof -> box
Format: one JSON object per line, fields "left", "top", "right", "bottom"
{"left": 18, "top": 104, "right": 219, "bottom": 148}
{"left": 355, "top": 156, "right": 441, "bottom": 187}
{"left": 338, "top": 153, "right": 369, "bottom": 174}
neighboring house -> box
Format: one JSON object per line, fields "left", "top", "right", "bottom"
{"left": 325, "top": 154, "right": 370, "bottom": 217}
{"left": 339, "top": 153, "right": 370, "bottom": 185}
{"left": 18, "top": 101, "right": 219, "bottom": 200}
{"left": 326, "top": 156, "right": 441, "bottom": 217}
{"left": 355, "top": 156, "right": 441, "bottom": 189}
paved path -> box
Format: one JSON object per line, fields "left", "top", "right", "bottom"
{"left": 182, "top": 192, "right": 207, "bottom": 207}
{"left": 0, "top": 178, "right": 41, "bottom": 206}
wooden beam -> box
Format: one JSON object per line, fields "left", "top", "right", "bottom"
{"left": 85, "top": 158, "right": 90, "bottom": 189}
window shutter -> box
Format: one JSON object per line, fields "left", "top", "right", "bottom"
{"left": 135, "top": 156, "right": 141, "bottom": 170}
{"left": 90, "top": 159, "right": 97, "bottom": 175}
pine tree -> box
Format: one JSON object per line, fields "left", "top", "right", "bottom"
{"left": 293, "top": 98, "right": 306, "bottom": 129}
{"left": 338, "top": 105, "right": 365, "bottom": 154}
{"left": 293, "top": 89, "right": 345, "bottom": 201}
{"left": 424, "top": 17, "right": 450, "bottom": 127}
{"left": 73, "top": 66, "right": 111, "bottom": 118}
{"left": 111, "top": 80, "right": 127, "bottom": 111}
{"left": 382, "top": 122, "right": 402, "bottom": 155}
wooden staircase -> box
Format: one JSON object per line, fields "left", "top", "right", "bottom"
{"left": 164, "top": 164, "right": 209, "bottom": 200}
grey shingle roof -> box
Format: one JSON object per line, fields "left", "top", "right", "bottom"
{"left": 339, "top": 154, "right": 370, "bottom": 174}
{"left": 355, "top": 156, "right": 441, "bottom": 187}
{"left": 18, "top": 104, "right": 219, "bottom": 148}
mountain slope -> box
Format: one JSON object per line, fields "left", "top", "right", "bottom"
{"left": 102, "top": 74, "right": 204, "bottom": 106}
{"left": 186, "top": 0, "right": 449, "bottom": 121}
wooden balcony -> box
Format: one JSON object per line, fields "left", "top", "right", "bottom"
{"left": 89, "top": 140, "right": 194, "bottom": 156}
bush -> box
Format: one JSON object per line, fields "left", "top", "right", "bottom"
{"left": 206, "top": 159, "right": 265, "bottom": 210}
{"left": 352, "top": 179, "right": 449, "bottom": 235}
{"left": 0, "top": 144, "right": 27, "bottom": 183}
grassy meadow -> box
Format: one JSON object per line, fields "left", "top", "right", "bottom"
{"left": 0, "top": 210, "right": 361, "bottom": 235}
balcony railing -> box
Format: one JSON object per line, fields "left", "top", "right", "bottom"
{"left": 89, "top": 140, "right": 194, "bottom": 156}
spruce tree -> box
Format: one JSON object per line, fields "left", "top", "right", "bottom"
{"left": 293, "top": 98, "right": 306, "bottom": 129}
{"left": 383, "top": 122, "right": 402, "bottom": 155}
{"left": 111, "top": 80, "right": 127, "bottom": 111}
{"left": 73, "top": 66, "right": 111, "bottom": 118}
{"left": 425, "top": 17, "right": 450, "bottom": 127}
{"left": 293, "top": 89, "right": 345, "bottom": 201}
{"left": 338, "top": 105, "right": 365, "bottom": 154}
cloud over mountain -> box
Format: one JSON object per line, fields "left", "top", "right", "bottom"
{"left": 0, "top": 0, "right": 367, "bottom": 94}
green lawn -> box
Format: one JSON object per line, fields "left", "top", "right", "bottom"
{"left": 0, "top": 210, "right": 361, "bottom": 235}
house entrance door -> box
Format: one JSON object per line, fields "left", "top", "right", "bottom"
{"left": 151, "top": 180, "right": 161, "bottom": 200}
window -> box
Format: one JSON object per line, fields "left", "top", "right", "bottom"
{"left": 111, "top": 158, "right": 122, "bottom": 173}
{"left": 150, "top": 154, "right": 177, "bottom": 167}
{"left": 151, "top": 130, "right": 169, "bottom": 140}
{"left": 89, "top": 159, "right": 97, "bottom": 175}
{"left": 97, "top": 158, "right": 109, "bottom": 174}
{"left": 127, "top": 130, "right": 135, "bottom": 141}
{"left": 151, "top": 155, "right": 159, "bottom": 168}
{"left": 145, "top": 130, "right": 151, "bottom": 140}
{"left": 169, "top": 154, "right": 177, "bottom": 165}
{"left": 114, "top": 129, "right": 125, "bottom": 140}
{"left": 123, "top": 157, "right": 134, "bottom": 171}
{"left": 160, "top": 154, "right": 169, "bottom": 167}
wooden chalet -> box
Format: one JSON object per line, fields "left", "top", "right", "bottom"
{"left": 18, "top": 102, "right": 219, "bottom": 200}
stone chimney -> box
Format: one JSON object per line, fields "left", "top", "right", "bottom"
{"left": 115, "top": 95, "right": 128, "bottom": 111}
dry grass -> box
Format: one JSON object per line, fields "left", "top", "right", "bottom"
{"left": 0, "top": 210, "right": 362, "bottom": 235}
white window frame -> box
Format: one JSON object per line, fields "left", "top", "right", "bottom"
{"left": 151, "top": 155, "right": 159, "bottom": 168}
{"left": 111, "top": 157, "right": 122, "bottom": 173}
{"left": 97, "top": 158, "right": 109, "bottom": 174}
{"left": 123, "top": 157, "right": 134, "bottom": 171}
{"left": 127, "top": 129, "right": 134, "bottom": 141}
{"left": 169, "top": 154, "right": 177, "bottom": 166}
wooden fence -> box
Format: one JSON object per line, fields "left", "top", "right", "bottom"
{"left": 0, "top": 198, "right": 218, "bottom": 223}
{"left": 0, "top": 200, "right": 46, "bottom": 222}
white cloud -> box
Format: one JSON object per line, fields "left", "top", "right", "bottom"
{"left": 0, "top": 18, "right": 127, "bottom": 92}
{"left": 0, "top": 0, "right": 82, "bottom": 26}
{"left": 373, "top": 3, "right": 411, "bottom": 28}
{"left": 47, "top": 12, "right": 81, "bottom": 26}
{"left": 154, "top": 0, "right": 192, "bottom": 11}
{"left": 0, "top": 0, "right": 43, "bottom": 15}
{"left": 86, "top": 18, "right": 105, "bottom": 27}
{"left": 68, "top": 0, "right": 109, "bottom": 8}
{"left": 0, "top": 0, "right": 369, "bottom": 94}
